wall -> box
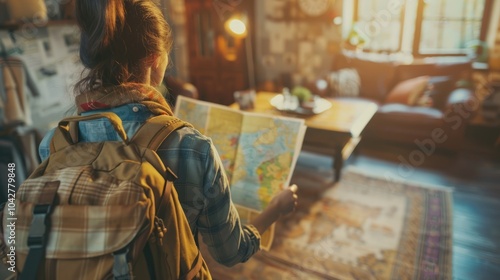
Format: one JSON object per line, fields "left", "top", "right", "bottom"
{"left": 1, "top": 24, "right": 82, "bottom": 132}
{"left": 254, "top": 0, "right": 343, "bottom": 89}
{"left": 166, "top": 0, "right": 499, "bottom": 89}
{"left": 163, "top": 0, "right": 343, "bottom": 90}
{"left": 163, "top": 0, "right": 190, "bottom": 82}
{"left": 0, "top": 0, "right": 192, "bottom": 132}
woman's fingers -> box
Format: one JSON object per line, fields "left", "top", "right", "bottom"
{"left": 289, "top": 185, "right": 298, "bottom": 212}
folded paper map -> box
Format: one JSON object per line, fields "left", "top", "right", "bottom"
{"left": 175, "top": 96, "right": 306, "bottom": 250}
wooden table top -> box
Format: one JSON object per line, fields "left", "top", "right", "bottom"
{"left": 233, "top": 92, "right": 378, "bottom": 138}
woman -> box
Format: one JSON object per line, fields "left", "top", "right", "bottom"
{"left": 39, "top": 0, "right": 298, "bottom": 277}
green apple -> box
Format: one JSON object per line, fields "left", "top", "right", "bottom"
{"left": 291, "top": 86, "right": 312, "bottom": 103}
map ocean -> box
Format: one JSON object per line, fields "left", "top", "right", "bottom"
{"left": 230, "top": 118, "right": 301, "bottom": 210}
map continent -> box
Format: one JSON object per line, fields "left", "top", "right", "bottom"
{"left": 230, "top": 116, "right": 303, "bottom": 211}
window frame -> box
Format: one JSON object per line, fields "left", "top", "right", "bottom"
{"left": 413, "top": 0, "right": 493, "bottom": 57}
{"left": 350, "top": 0, "right": 494, "bottom": 57}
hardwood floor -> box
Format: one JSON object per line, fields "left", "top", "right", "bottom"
{"left": 1, "top": 129, "right": 497, "bottom": 279}
{"left": 291, "top": 129, "right": 500, "bottom": 280}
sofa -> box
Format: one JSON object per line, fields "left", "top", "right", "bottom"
{"left": 323, "top": 52, "right": 477, "bottom": 152}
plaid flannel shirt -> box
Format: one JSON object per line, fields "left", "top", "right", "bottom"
{"left": 39, "top": 103, "right": 261, "bottom": 266}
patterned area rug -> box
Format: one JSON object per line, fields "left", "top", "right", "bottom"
{"left": 202, "top": 167, "right": 453, "bottom": 280}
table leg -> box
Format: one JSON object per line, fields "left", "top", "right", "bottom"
{"left": 333, "top": 146, "right": 343, "bottom": 182}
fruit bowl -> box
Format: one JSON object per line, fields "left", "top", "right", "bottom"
{"left": 270, "top": 94, "right": 332, "bottom": 115}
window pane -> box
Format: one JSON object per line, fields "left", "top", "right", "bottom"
{"left": 420, "top": 20, "right": 441, "bottom": 52}
{"left": 465, "top": 21, "right": 483, "bottom": 41}
{"left": 443, "top": 0, "right": 465, "bottom": 19}
{"left": 359, "top": 0, "right": 391, "bottom": 16}
{"left": 462, "top": 0, "right": 484, "bottom": 19}
{"left": 420, "top": 20, "right": 460, "bottom": 53}
{"left": 423, "top": 0, "right": 443, "bottom": 18}
{"left": 380, "top": 21, "right": 401, "bottom": 51}
{"left": 350, "top": 0, "right": 488, "bottom": 55}
{"left": 356, "top": 19, "right": 401, "bottom": 51}
{"left": 439, "top": 21, "right": 462, "bottom": 50}
{"left": 358, "top": 0, "right": 373, "bottom": 20}
{"left": 474, "top": 0, "right": 485, "bottom": 18}
{"left": 355, "top": 0, "right": 403, "bottom": 52}
{"left": 419, "top": 0, "right": 486, "bottom": 55}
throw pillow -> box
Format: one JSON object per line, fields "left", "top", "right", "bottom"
{"left": 425, "top": 76, "right": 455, "bottom": 109}
{"left": 415, "top": 92, "right": 434, "bottom": 107}
{"left": 326, "top": 68, "right": 361, "bottom": 97}
{"left": 385, "top": 76, "right": 429, "bottom": 105}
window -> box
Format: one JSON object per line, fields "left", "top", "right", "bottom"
{"left": 346, "top": 0, "right": 493, "bottom": 56}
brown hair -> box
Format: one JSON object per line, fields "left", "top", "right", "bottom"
{"left": 74, "top": 0, "right": 172, "bottom": 93}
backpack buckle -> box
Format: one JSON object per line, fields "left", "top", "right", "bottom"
{"left": 26, "top": 181, "right": 60, "bottom": 248}
{"left": 27, "top": 205, "right": 52, "bottom": 247}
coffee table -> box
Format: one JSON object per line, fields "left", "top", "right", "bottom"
{"left": 232, "top": 92, "right": 378, "bottom": 181}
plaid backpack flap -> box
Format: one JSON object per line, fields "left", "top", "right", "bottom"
{"left": 0, "top": 112, "right": 209, "bottom": 279}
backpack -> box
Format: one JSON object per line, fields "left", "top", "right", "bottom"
{"left": 0, "top": 112, "right": 211, "bottom": 279}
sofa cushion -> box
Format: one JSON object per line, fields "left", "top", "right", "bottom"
{"left": 332, "top": 54, "right": 395, "bottom": 102}
{"left": 425, "top": 76, "right": 456, "bottom": 109}
{"left": 415, "top": 92, "right": 434, "bottom": 107}
{"left": 378, "top": 103, "right": 444, "bottom": 119}
{"left": 326, "top": 68, "right": 361, "bottom": 97}
{"left": 385, "top": 76, "right": 429, "bottom": 105}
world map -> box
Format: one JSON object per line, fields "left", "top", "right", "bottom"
{"left": 175, "top": 96, "right": 306, "bottom": 212}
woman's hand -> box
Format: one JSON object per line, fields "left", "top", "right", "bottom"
{"left": 268, "top": 184, "right": 298, "bottom": 217}
{"left": 251, "top": 184, "right": 299, "bottom": 235}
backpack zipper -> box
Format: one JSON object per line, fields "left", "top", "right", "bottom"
{"left": 152, "top": 216, "right": 169, "bottom": 279}
{"left": 154, "top": 216, "right": 167, "bottom": 246}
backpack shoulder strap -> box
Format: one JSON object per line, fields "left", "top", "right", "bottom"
{"left": 131, "top": 116, "right": 197, "bottom": 278}
{"left": 50, "top": 112, "right": 127, "bottom": 153}
{"left": 130, "top": 115, "right": 192, "bottom": 151}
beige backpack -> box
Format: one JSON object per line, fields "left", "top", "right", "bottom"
{"left": 0, "top": 112, "right": 211, "bottom": 279}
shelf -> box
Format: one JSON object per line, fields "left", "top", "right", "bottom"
{"left": 0, "top": 19, "right": 76, "bottom": 31}
{"left": 0, "top": 22, "right": 20, "bottom": 31}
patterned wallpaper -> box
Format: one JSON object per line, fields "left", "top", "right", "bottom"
{"left": 254, "top": 0, "right": 343, "bottom": 89}
{"left": 163, "top": 0, "right": 343, "bottom": 89}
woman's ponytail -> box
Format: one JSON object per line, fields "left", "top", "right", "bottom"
{"left": 76, "top": 0, "right": 125, "bottom": 68}
{"left": 74, "top": 0, "right": 172, "bottom": 93}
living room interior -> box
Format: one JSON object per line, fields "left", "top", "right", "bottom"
{"left": 1, "top": 0, "right": 500, "bottom": 279}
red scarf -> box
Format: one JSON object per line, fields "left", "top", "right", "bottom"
{"left": 75, "top": 83, "right": 174, "bottom": 116}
